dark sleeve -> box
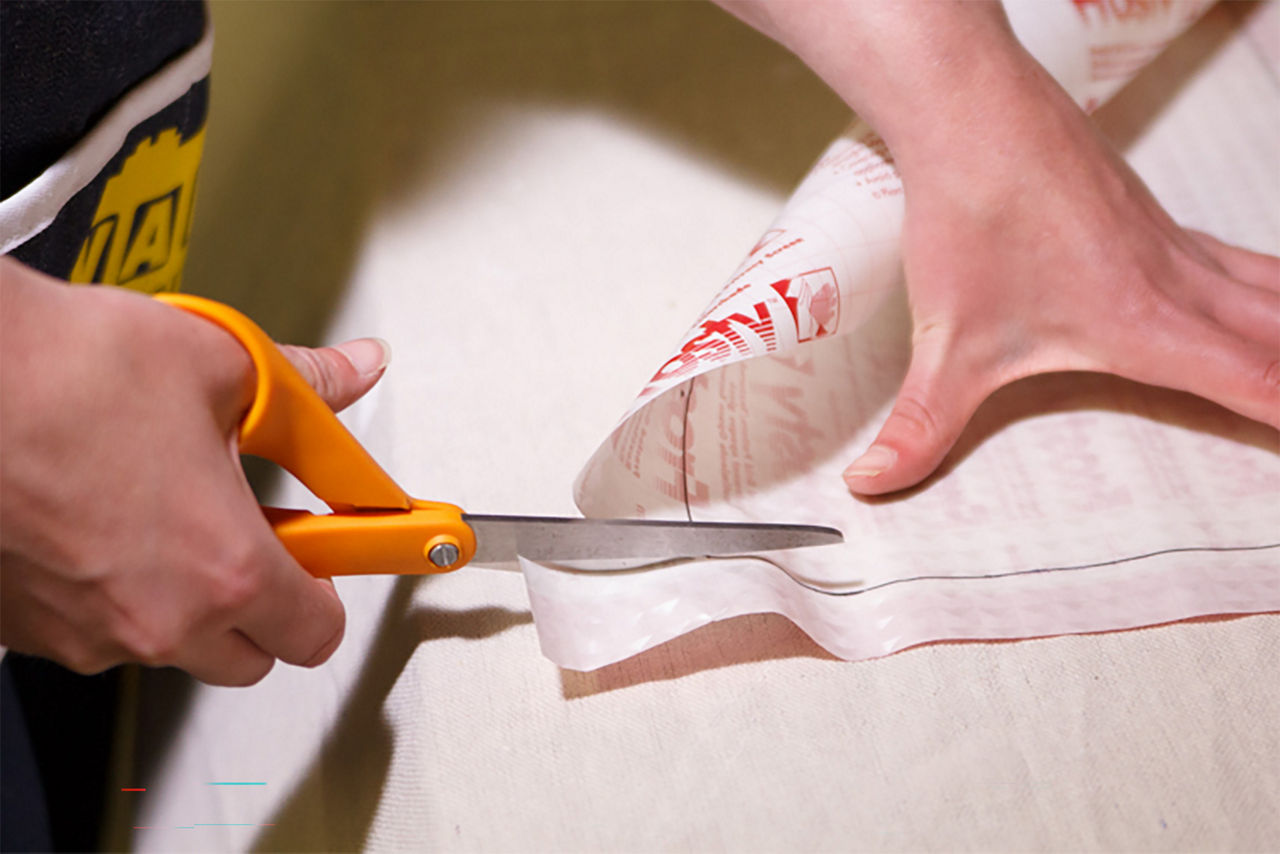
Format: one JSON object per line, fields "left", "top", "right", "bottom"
{"left": 0, "top": 0, "right": 207, "bottom": 200}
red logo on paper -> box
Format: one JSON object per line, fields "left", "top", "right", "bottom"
{"left": 648, "top": 300, "right": 778, "bottom": 387}
{"left": 642, "top": 267, "right": 841, "bottom": 394}
{"left": 771, "top": 267, "right": 839, "bottom": 342}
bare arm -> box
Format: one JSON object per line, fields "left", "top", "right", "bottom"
{"left": 717, "top": 0, "right": 1280, "bottom": 494}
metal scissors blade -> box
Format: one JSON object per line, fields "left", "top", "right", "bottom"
{"left": 465, "top": 515, "right": 843, "bottom": 568}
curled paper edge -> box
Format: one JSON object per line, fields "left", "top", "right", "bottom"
{"left": 521, "top": 546, "right": 1280, "bottom": 672}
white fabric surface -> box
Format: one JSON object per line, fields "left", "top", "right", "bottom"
{"left": 118, "top": 2, "right": 1279, "bottom": 851}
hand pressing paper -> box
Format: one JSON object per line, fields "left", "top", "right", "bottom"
{"left": 522, "top": 0, "right": 1280, "bottom": 671}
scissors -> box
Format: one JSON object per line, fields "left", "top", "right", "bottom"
{"left": 155, "top": 294, "right": 842, "bottom": 577}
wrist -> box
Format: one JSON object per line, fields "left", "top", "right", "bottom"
{"left": 734, "top": 1, "right": 1076, "bottom": 176}
{"left": 870, "top": 42, "right": 1044, "bottom": 159}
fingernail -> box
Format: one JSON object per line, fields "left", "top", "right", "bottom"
{"left": 338, "top": 337, "right": 392, "bottom": 378}
{"left": 844, "top": 445, "right": 897, "bottom": 480}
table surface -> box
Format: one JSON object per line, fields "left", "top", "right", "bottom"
{"left": 118, "top": 2, "right": 1279, "bottom": 851}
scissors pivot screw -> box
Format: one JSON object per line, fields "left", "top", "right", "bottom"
{"left": 427, "top": 540, "right": 461, "bottom": 569}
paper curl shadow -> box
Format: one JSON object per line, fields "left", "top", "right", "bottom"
{"left": 563, "top": 611, "right": 1279, "bottom": 699}
{"left": 561, "top": 612, "right": 840, "bottom": 700}
{"left": 561, "top": 614, "right": 1280, "bottom": 701}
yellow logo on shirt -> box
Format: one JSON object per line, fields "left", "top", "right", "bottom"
{"left": 70, "top": 127, "right": 205, "bottom": 293}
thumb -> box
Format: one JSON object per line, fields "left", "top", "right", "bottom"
{"left": 279, "top": 338, "right": 392, "bottom": 413}
{"left": 843, "top": 332, "right": 988, "bottom": 496}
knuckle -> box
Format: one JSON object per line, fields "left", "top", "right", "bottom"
{"left": 98, "top": 586, "right": 182, "bottom": 667}
{"left": 120, "top": 621, "right": 184, "bottom": 667}
{"left": 1126, "top": 272, "right": 1211, "bottom": 333}
{"left": 889, "top": 394, "right": 943, "bottom": 442}
{"left": 294, "top": 347, "right": 339, "bottom": 402}
{"left": 1115, "top": 282, "right": 1165, "bottom": 323}
{"left": 209, "top": 549, "right": 268, "bottom": 613}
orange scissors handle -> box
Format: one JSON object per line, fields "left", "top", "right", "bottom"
{"left": 156, "top": 294, "right": 475, "bottom": 576}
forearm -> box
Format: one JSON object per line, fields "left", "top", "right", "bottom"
{"left": 713, "top": 0, "right": 1073, "bottom": 173}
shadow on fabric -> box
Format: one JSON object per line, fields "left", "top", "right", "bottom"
{"left": 250, "top": 577, "right": 530, "bottom": 852}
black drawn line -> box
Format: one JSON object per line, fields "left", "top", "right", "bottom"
{"left": 749, "top": 542, "right": 1280, "bottom": 597}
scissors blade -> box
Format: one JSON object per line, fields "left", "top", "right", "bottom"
{"left": 464, "top": 514, "right": 842, "bottom": 568}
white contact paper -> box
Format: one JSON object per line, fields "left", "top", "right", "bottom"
{"left": 522, "top": 0, "right": 1280, "bottom": 671}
